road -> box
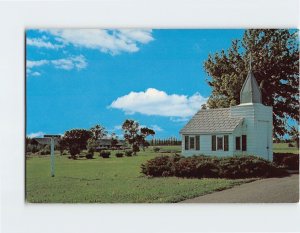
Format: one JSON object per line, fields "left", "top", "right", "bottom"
{"left": 181, "top": 174, "right": 299, "bottom": 203}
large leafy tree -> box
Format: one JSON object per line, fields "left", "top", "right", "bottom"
{"left": 204, "top": 29, "right": 299, "bottom": 138}
{"left": 61, "top": 129, "right": 92, "bottom": 159}
{"left": 122, "top": 119, "right": 155, "bottom": 154}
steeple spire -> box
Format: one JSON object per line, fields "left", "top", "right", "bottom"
{"left": 240, "top": 54, "right": 262, "bottom": 104}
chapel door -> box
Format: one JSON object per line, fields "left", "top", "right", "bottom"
{"left": 257, "top": 120, "right": 270, "bottom": 160}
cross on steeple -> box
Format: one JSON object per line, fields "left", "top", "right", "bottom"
{"left": 240, "top": 52, "right": 262, "bottom": 104}
{"left": 249, "top": 52, "right": 252, "bottom": 71}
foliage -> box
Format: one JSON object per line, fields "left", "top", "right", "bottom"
{"left": 39, "top": 145, "right": 51, "bottom": 155}
{"left": 100, "top": 151, "right": 111, "bottom": 158}
{"left": 141, "top": 155, "right": 288, "bottom": 179}
{"left": 273, "top": 152, "right": 299, "bottom": 170}
{"left": 115, "top": 152, "right": 124, "bottom": 158}
{"left": 90, "top": 124, "right": 107, "bottom": 141}
{"left": 204, "top": 29, "right": 299, "bottom": 138}
{"left": 87, "top": 124, "right": 107, "bottom": 153}
{"left": 86, "top": 153, "right": 94, "bottom": 159}
{"left": 153, "top": 147, "right": 161, "bottom": 152}
{"left": 60, "top": 129, "right": 92, "bottom": 159}
{"left": 125, "top": 150, "right": 133, "bottom": 157}
{"left": 289, "top": 126, "right": 299, "bottom": 148}
{"left": 58, "top": 138, "right": 67, "bottom": 156}
{"left": 122, "top": 119, "right": 155, "bottom": 154}
{"left": 110, "top": 133, "right": 119, "bottom": 148}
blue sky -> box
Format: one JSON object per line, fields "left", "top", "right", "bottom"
{"left": 26, "top": 29, "right": 245, "bottom": 139}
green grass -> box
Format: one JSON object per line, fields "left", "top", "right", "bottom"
{"left": 26, "top": 147, "right": 248, "bottom": 203}
{"left": 273, "top": 143, "right": 299, "bottom": 154}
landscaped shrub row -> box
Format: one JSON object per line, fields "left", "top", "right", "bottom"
{"left": 141, "top": 155, "right": 288, "bottom": 179}
{"left": 273, "top": 153, "right": 299, "bottom": 170}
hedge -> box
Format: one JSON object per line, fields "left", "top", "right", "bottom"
{"left": 141, "top": 155, "right": 288, "bottom": 179}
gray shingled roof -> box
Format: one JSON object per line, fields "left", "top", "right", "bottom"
{"left": 180, "top": 108, "right": 243, "bottom": 134}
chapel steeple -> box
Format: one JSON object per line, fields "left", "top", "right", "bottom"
{"left": 240, "top": 54, "right": 262, "bottom": 104}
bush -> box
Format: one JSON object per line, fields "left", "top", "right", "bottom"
{"left": 282, "top": 156, "right": 299, "bottom": 170}
{"left": 153, "top": 147, "right": 160, "bottom": 153}
{"left": 86, "top": 153, "right": 94, "bottom": 159}
{"left": 115, "top": 152, "right": 124, "bottom": 158}
{"left": 141, "top": 155, "right": 288, "bottom": 179}
{"left": 100, "top": 151, "right": 111, "bottom": 158}
{"left": 39, "top": 148, "right": 50, "bottom": 155}
{"left": 125, "top": 150, "right": 133, "bottom": 157}
{"left": 273, "top": 153, "right": 299, "bottom": 170}
{"left": 141, "top": 155, "right": 177, "bottom": 177}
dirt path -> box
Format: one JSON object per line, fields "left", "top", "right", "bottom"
{"left": 180, "top": 174, "right": 299, "bottom": 203}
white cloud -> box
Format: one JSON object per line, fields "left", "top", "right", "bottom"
{"left": 26, "top": 55, "right": 87, "bottom": 76}
{"left": 27, "top": 60, "right": 49, "bottom": 68}
{"left": 51, "top": 55, "right": 87, "bottom": 70}
{"left": 31, "top": 71, "right": 41, "bottom": 76}
{"left": 27, "top": 37, "right": 64, "bottom": 49}
{"left": 44, "top": 29, "right": 154, "bottom": 55}
{"left": 27, "top": 131, "right": 45, "bottom": 138}
{"left": 109, "top": 88, "right": 208, "bottom": 118}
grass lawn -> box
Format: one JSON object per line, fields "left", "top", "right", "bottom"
{"left": 273, "top": 143, "right": 299, "bottom": 154}
{"left": 26, "top": 147, "right": 248, "bottom": 203}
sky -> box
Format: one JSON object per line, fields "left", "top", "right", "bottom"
{"left": 26, "top": 29, "right": 245, "bottom": 139}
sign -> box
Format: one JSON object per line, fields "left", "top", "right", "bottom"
{"left": 44, "top": 135, "right": 61, "bottom": 177}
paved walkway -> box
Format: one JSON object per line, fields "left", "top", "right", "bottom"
{"left": 181, "top": 174, "right": 299, "bottom": 203}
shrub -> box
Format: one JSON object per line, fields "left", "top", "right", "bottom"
{"left": 141, "top": 155, "right": 176, "bottom": 177}
{"left": 141, "top": 155, "right": 288, "bottom": 179}
{"left": 115, "top": 152, "right": 124, "bottom": 158}
{"left": 273, "top": 153, "right": 299, "bottom": 170}
{"left": 125, "top": 150, "right": 133, "bottom": 157}
{"left": 100, "top": 151, "right": 111, "bottom": 158}
{"left": 153, "top": 147, "right": 161, "bottom": 153}
{"left": 86, "top": 153, "right": 94, "bottom": 159}
{"left": 282, "top": 156, "right": 299, "bottom": 170}
{"left": 40, "top": 148, "right": 50, "bottom": 155}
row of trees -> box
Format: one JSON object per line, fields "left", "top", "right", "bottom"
{"left": 149, "top": 138, "right": 181, "bottom": 146}
{"left": 55, "top": 119, "right": 156, "bottom": 159}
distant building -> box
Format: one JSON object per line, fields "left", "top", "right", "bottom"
{"left": 95, "top": 139, "right": 126, "bottom": 150}
{"left": 180, "top": 61, "right": 273, "bottom": 161}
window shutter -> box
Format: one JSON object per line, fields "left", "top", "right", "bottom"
{"left": 224, "top": 135, "right": 229, "bottom": 151}
{"left": 235, "top": 137, "right": 241, "bottom": 150}
{"left": 212, "top": 135, "right": 216, "bottom": 151}
{"left": 242, "top": 135, "right": 247, "bottom": 151}
{"left": 185, "top": 136, "right": 189, "bottom": 150}
{"left": 195, "top": 136, "right": 200, "bottom": 150}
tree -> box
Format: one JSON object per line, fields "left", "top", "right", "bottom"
{"left": 61, "top": 129, "right": 92, "bottom": 159}
{"left": 87, "top": 124, "right": 107, "bottom": 153}
{"left": 90, "top": 124, "right": 107, "bottom": 141}
{"left": 58, "top": 138, "right": 67, "bottom": 156}
{"left": 289, "top": 126, "right": 299, "bottom": 148}
{"left": 122, "top": 119, "right": 155, "bottom": 155}
{"left": 204, "top": 29, "right": 299, "bottom": 138}
{"left": 110, "top": 133, "right": 118, "bottom": 149}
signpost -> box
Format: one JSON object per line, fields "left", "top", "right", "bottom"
{"left": 44, "top": 135, "right": 61, "bottom": 177}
